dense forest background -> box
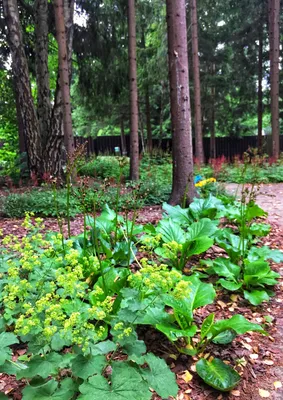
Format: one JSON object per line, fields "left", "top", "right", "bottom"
{"left": 0, "top": 0, "right": 283, "bottom": 178}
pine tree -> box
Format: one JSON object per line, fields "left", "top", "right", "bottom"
{"left": 166, "top": 0, "right": 195, "bottom": 205}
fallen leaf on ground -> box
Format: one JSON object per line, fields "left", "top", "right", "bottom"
{"left": 182, "top": 371, "right": 193, "bottom": 383}
{"left": 274, "top": 381, "right": 282, "bottom": 389}
{"left": 259, "top": 389, "right": 270, "bottom": 398}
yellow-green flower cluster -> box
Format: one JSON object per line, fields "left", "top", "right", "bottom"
{"left": 129, "top": 259, "right": 182, "bottom": 293}
{"left": 113, "top": 322, "right": 133, "bottom": 340}
{"left": 88, "top": 295, "right": 113, "bottom": 320}
{"left": 140, "top": 234, "right": 162, "bottom": 250}
{"left": 162, "top": 241, "right": 183, "bottom": 259}
{"left": 195, "top": 177, "right": 216, "bottom": 187}
{"left": 128, "top": 259, "right": 191, "bottom": 300}
{"left": 0, "top": 218, "right": 114, "bottom": 354}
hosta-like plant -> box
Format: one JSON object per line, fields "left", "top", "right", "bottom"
{"left": 205, "top": 254, "right": 281, "bottom": 305}
{"left": 141, "top": 218, "right": 217, "bottom": 270}
{"left": 120, "top": 263, "right": 264, "bottom": 391}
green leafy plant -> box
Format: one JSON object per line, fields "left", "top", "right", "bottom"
{"left": 141, "top": 217, "right": 217, "bottom": 270}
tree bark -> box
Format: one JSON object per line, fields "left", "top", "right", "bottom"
{"left": 257, "top": 23, "right": 263, "bottom": 153}
{"left": 3, "top": 0, "right": 42, "bottom": 176}
{"left": 145, "top": 87, "right": 153, "bottom": 155}
{"left": 190, "top": 0, "right": 204, "bottom": 164}
{"left": 44, "top": 0, "right": 74, "bottom": 177}
{"left": 34, "top": 0, "right": 51, "bottom": 147}
{"left": 166, "top": 0, "right": 195, "bottom": 205}
{"left": 54, "top": 0, "right": 75, "bottom": 158}
{"left": 128, "top": 0, "right": 139, "bottom": 180}
{"left": 268, "top": 0, "right": 280, "bottom": 158}
{"left": 120, "top": 116, "right": 127, "bottom": 156}
{"left": 210, "top": 63, "right": 216, "bottom": 159}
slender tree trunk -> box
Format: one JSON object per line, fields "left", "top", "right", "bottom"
{"left": 138, "top": 102, "right": 145, "bottom": 154}
{"left": 3, "top": 0, "right": 42, "bottom": 176}
{"left": 64, "top": 0, "right": 75, "bottom": 80}
{"left": 166, "top": 0, "right": 195, "bottom": 205}
{"left": 158, "top": 81, "right": 165, "bottom": 149}
{"left": 14, "top": 79, "right": 26, "bottom": 155}
{"left": 145, "top": 88, "right": 153, "bottom": 155}
{"left": 268, "top": 0, "right": 280, "bottom": 158}
{"left": 44, "top": 1, "right": 74, "bottom": 177}
{"left": 120, "top": 116, "right": 127, "bottom": 156}
{"left": 54, "top": 0, "right": 75, "bottom": 157}
{"left": 128, "top": 0, "right": 139, "bottom": 180}
{"left": 34, "top": 0, "right": 51, "bottom": 148}
{"left": 210, "top": 63, "right": 216, "bottom": 159}
{"left": 258, "top": 24, "right": 263, "bottom": 153}
{"left": 190, "top": 0, "right": 204, "bottom": 164}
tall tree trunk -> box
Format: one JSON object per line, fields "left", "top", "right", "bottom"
{"left": 120, "top": 116, "right": 127, "bottom": 156}
{"left": 190, "top": 0, "right": 204, "bottom": 164}
{"left": 145, "top": 87, "right": 153, "bottom": 155}
{"left": 64, "top": 0, "right": 75, "bottom": 80}
{"left": 3, "top": 0, "right": 42, "bottom": 176}
{"left": 128, "top": 0, "right": 139, "bottom": 180}
{"left": 166, "top": 0, "right": 195, "bottom": 205}
{"left": 268, "top": 0, "right": 280, "bottom": 158}
{"left": 158, "top": 81, "right": 165, "bottom": 149}
{"left": 210, "top": 63, "right": 216, "bottom": 159}
{"left": 34, "top": 0, "right": 51, "bottom": 148}
{"left": 44, "top": 0, "right": 74, "bottom": 177}
{"left": 54, "top": 0, "right": 75, "bottom": 158}
{"left": 257, "top": 24, "right": 263, "bottom": 153}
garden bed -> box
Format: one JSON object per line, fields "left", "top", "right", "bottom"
{"left": 0, "top": 188, "right": 283, "bottom": 400}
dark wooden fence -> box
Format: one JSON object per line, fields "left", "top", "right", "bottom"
{"left": 74, "top": 135, "right": 283, "bottom": 161}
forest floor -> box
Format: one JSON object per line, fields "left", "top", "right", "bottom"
{"left": 0, "top": 183, "right": 283, "bottom": 399}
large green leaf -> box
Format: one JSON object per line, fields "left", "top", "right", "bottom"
{"left": 185, "top": 237, "right": 214, "bottom": 258}
{"left": 162, "top": 203, "right": 192, "bottom": 225}
{"left": 216, "top": 231, "right": 246, "bottom": 262}
{"left": 93, "top": 267, "right": 129, "bottom": 297}
{"left": 0, "top": 332, "right": 19, "bottom": 365}
{"left": 211, "top": 258, "right": 241, "bottom": 280}
{"left": 243, "top": 261, "right": 280, "bottom": 288}
{"left": 209, "top": 315, "right": 264, "bottom": 339}
{"left": 22, "top": 380, "right": 58, "bottom": 400}
{"left": 201, "top": 314, "right": 215, "bottom": 339}
{"left": 22, "top": 378, "right": 77, "bottom": 400}
{"left": 243, "top": 290, "right": 270, "bottom": 305}
{"left": 89, "top": 341, "right": 117, "bottom": 356}
{"left": 0, "top": 393, "right": 8, "bottom": 399}
{"left": 155, "top": 323, "right": 197, "bottom": 341}
{"left": 245, "top": 203, "right": 267, "bottom": 222}
{"left": 78, "top": 362, "right": 151, "bottom": 400}
{"left": 249, "top": 223, "right": 270, "bottom": 237}
{"left": 196, "top": 358, "right": 240, "bottom": 391}
{"left": 212, "top": 329, "right": 237, "bottom": 344}
{"left": 244, "top": 260, "right": 270, "bottom": 283}
{"left": 218, "top": 279, "right": 243, "bottom": 291}
{"left": 247, "top": 246, "right": 283, "bottom": 262}
{"left": 17, "top": 353, "right": 63, "bottom": 379}
{"left": 142, "top": 353, "right": 178, "bottom": 398}
{"left": 185, "top": 275, "right": 216, "bottom": 311}
{"left": 71, "top": 354, "right": 105, "bottom": 379}
{"left": 189, "top": 195, "right": 224, "bottom": 220}
{"left": 156, "top": 219, "right": 185, "bottom": 243}
{"left": 162, "top": 275, "right": 216, "bottom": 321}
{"left": 187, "top": 219, "right": 218, "bottom": 240}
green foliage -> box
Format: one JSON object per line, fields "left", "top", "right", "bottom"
{"left": 196, "top": 358, "right": 241, "bottom": 392}
{"left": 78, "top": 156, "right": 130, "bottom": 180}
{"left": 143, "top": 214, "right": 217, "bottom": 270}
